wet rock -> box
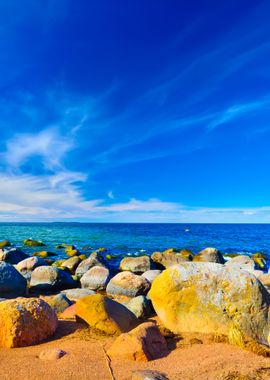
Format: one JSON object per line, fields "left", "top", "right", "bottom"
{"left": 0, "top": 262, "right": 26, "bottom": 297}
{"left": 0, "top": 240, "right": 11, "bottom": 248}
{"left": 142, "top": 270, "right": 162, "bottom": 284}
{"left": 30, "top": 266, "right": 78, "bottom": 293}
{"left": 150, "top": 262, "right": 270, "bottom": 345}
{"left": 32, "top": 251, "right": 57, "bottom": 258}
{"left": 131, "top": 370, "right": 169, "bottom": 380}
{"left": 39, "top": 348, "right": 66, "bottom": 360}
{"left": 75, "top": 252, "right": 104, "bottom": 278}
{"left": 125, "top": 295, "right": 152, "bottom": 319}
{"left": 75, "top": 294, "right": 138, "bottom": 335}
{"left": 61, "top": 256, "right": 81, "bottom": 272}
{"left": 0, "top": 247, "right": 28, "bottom": 265}
{"left": 23, "top": 239, "right": 45, "bottom": 247}
{"left": 193, "top": 247, "right": 225, "bottom": 264}
{"left": 106, "top": 271, "right": 151, "bottom": 298}
{"left": 107, "top": 322, "right": 168, "bottom": 361}
{"left": 40, "top": 293, "right": 73, "bottom": 314}
{"left": 0, "top": 297, "right": 57, "bottom": 348}
{"left": 120, "top": 256, "right": 151, "bottom": 273}
{"left": 61, "top": 288, "right": 95, "bottom": 301}
{"left": 81, "top": 266, "right": 110, "bottom": 290}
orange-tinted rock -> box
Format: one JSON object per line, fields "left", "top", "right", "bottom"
{"left": 107, "top": 322, "right": 168, "bottom": 361}
{"left": 75, "top": 294, "right": 138, "bottom": 335}
{"left": 0, "top": 297, "right": 58, "bottom": 348}
{"left": 58, "top": 303, "right": 76, "bottom": 320}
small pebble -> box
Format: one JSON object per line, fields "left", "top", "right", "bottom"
{"left": 39, "top": 348, "right": 66, "bottom": 360}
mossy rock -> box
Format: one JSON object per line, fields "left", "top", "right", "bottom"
{"left": 55, "top": 244, "right": 65, "bottom": 249}
{"left": 79, "top": 254, "right": 87, "bottom": 261}
{"left": 52, "top": 260, "right": 66, "bottom": 268}
{"left": 32, "top": 251, "right": 57, "bottom": 259}
{"left": 224, "top": 253, "right": 241, "bottom": 258}
{"left": 0, "top": 240, "right": 11, "bottom": 248}
{"left": 252, "top": 253, "right": 267, "bottom": 269}
{"left": 23, "top": 239, "right": 45, "bottom": 247}
{"left": 66, "top": 249, "right": 80, "bottom": 257}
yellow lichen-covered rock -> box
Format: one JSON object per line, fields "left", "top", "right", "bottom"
{"left": 24, "top": 239, "right": 45, "bottom": 247}
{"left": 253, "top": 253, "right": 267, "bottom": 269}
{"left": 33, "top": 251, "right": 56, "bottom": 258}
{"left": 61, "top": 256, "right": 81, "bottom": 272}
{"left": 0, "top": 297, "right": 58, "bottom": 348}
{"left": 150, "top": 262, "right": 270, "bottom": 345}
{"left": 75, "top": 294, "right": 138, "bottom": 335}
{"left": 0, "top": 240, "right": 11, "bottom": 248}
{"left": 107, "top": 322, "right": 168, "bottom": 361}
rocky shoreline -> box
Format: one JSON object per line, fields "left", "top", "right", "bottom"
{"left": 0, "top": 239, "right": 270, "bottom": 379}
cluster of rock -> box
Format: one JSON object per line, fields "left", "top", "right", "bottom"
{"left": 0, "top": 239, "right": 270, "bottom": 374}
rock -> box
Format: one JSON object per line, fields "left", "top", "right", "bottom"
{"left": 131, "top": 370, "right": 169, "bottom": 380}
{"left": 107, "top": 322, "right": 168, "bottom": 361}
{"left": 33, "top": 251, "right": 56, "bottom": 258}
{"left": 52, "top": 259, "right": 66, "bottom": 268}
{"left": 61, "top": 256, "right": 81, "bottom": 272}
{"left": 15, "top": 256, "right": 47, "bottom": 279}
{"left": 0, "top": 240, "right": 11, "bottom": 248}
{"left": 66, "top": 249, "right": 80, "bottom": 257}
{"left": 58, "top": 304, "right": 76, "bottom": 320}
{"left": 0, "top": 262, "right": 26, "bottom": 297}
{"left": 193, "top": 247, "right": 225, "bottom": 264}
{"left": 106, "top": 271, "right": 151, "bottom": 298}
{"left": 125, "top": 295, "right": 152, "bottom": 319}
{"left": 39, "top": 348, "right": 66, "bottom": 360}
{"left": 0, "top": 248, "right": 28, "bottom": 265}
{"left": 24, "top": 239, "right": 45, "bottom": 247}
{"left": 150, "top": 262, "right": 270, "bottom": 345}
{"left": 142, "top": 270, "right": 162, "bottom": 284}
{"left": 253, "top": 253, "right": 267, "bottom": 269}
{"left": 81, "top": 266, "right": 110, "bottom": 290}
{"left": 120, "top": 256, "right": 151, "bottom": 273}
{"left": 75, "top": 252, "right": 104, "bottom": 278}
{"left": 226, "top": 255, "right": 255, "bottom": 269}
{"left": 0, "top": 297, "right": 57, "bottom": 348}
{"left": 75, "top": 294, "right": 138, "bottom": 335}
{"left": 61, "top": 288, "right": 95, "bottom": 301}
{"left": 259, "top": 273, "right": 270, "bottom": 289}
{"left": 30, "top": 266, "right": 78, "bottom": 293}
{"left": 151, "top": 249, "right": 192, "bottom": 269}
{"left": 40, "top": 293, "right": 73, "bottom": 314}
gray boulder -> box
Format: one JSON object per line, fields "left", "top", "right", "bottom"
{"left": 15, "top": 256, "right": 47, "bottom": 280}
{"left": 30, "top": 266, "right": 78, "bottom": 293}
{"left": 61, "top": 288, "right": 95, "bottom": 301}
{"left": 75, "top": 252, "right": 104, "bottom": 278}
{"left": 142, "top": 269, "right": 162, "bottom": 284}
{"left": 81, "top": 266, "right": 110, "bottom": 290}
{"left": 125, "top": 295, "right": 152, "bottom": 319}
{"left": 106, "top": 271, "right": 151, "bottom": 298}
{"left": 119, "top": 256, "right": 151, "bottom": 273}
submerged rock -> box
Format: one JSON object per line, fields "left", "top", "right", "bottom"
{"left": 106, "top": 271, "right": 151, "bottom": 298}
{"left": 75, "top": 294, "right": 138, "bottom": 335}
{"left": 0, "top": 297, "right": 57, "bottom": 348}
{"left": 120, "top": 256, "right": 151, "bottom": 273}
{"left": 33, "top": 251, "right": 57, "bottom": 258}
{"left": 0, "top": 240, "right": 11, "bottom": 248}
{"left": 30, "top": 266, "right": 78, "bottom": 293}
{"left": 24, "top": 239, "right": 45, "bottom": 247}
{"left": 0, "top": 262, "right": 26, "bottom": 297}
{"left": 81, "top": 266, "right": 110, "bottom": 290}
{"left": 193, "top": 247, "right": 225, "bottom": 264}
{"left": 150, "top": 262, "right": 270, "bottom": 345}
{"left": 0, "top": 247, "right": 28, "bottom": 265}
{"left": 75, "top": 252, "right": 104, "bottom": 278}
{"left": 107, "top": 322, "right": 168, "bottom": 361}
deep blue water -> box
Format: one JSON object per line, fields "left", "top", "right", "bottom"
{"left": 0, "top": 223, "right": 270, "bottom": 267}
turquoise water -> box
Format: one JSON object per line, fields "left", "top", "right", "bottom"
{"left": 0, "top": 223, "right": 270, "bottom": 267}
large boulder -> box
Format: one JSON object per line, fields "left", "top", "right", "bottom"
{"left": 225, "top": 255, "right": 255, "bottom": 269}
{"left": 120, "top": 256, "right": 151, "bottom": 273}
{"left": 107, "top": 322, "right": 168, "bottom": 361}
{"left": 150, "top": 262, "right": 270, "bottom": 345}
{"left": 193, "top": 247, "right": 225, "bottom": 264}
{"left": 75, "top": 294, "right": 138, "bottom": 335}
{"left": 81, "top": 266, "right": 110, "bottom": 290}
{"left": 15, "top": 256, "right": 47, "bottom": 280}
{"left": 0, "top": 262, "right": 26, "bottom": 297}
{"left": 30, "top": 266, "right": 78, "bottom": 293}
{"left": 75, "top": 252, "right": 104, "bottom": 278}
{"left": 125, "top": 295, "right": 152, "bottom": 319}
{"left": 0, "top": 248, "right": 28, "bottom": 265}
{"left": 0, "top": 297, "right": 57, "bottom": 348}
{"left": 106, "top": 271, "right": 151, "bottom": 298}
{"left": 151, "top": 249, "right": 193, "bottom": 268}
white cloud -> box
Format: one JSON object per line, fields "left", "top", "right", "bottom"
{"left": 108, "top": 190, "right": 114, "bottom": 199}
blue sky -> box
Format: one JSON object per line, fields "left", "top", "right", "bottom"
{"left": 1, "top": 0, "right": 270, "bottom": 222}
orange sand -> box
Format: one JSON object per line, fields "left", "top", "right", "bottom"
{"left": 0, "top": 321, "right": 269, "bottom": 380}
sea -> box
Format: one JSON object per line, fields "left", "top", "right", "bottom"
{"left": 0, "top": 223, "right": 270, "bottom": 269}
